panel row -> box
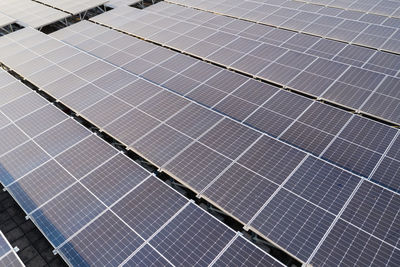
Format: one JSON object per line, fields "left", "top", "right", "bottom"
{"left": 166, "top": 0, "right": 400, "bottom": 53}
{"left": 90, "top": 2, "right": 400, "bottom": 124}
{"left": 49, "top": 21, "right": 400, "bottom": 186}
{"left": 0, "top": 70, "right": 281, "bottom": 266}
{"left": 4, "top": 25, "right": 399, "bottom": 265}
{"left": 0, "top": 0, "right": 69, "bottom": 28}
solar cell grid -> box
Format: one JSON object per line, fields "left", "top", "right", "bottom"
{"left": 31, "top": 183, "right": 106, "bottom": 247}
{"left": 0, "top": 141, "right": 50, "bottom": 186}
{"left": 138, "top": 91, "right": 190, "bottom": 121}
{"left": 112, "top": 176, "right": 188, "bottom": 239}
{"left": 244, "top": 107, "right": 294, "bottom": 137}
{"left": 59, "top": 83, "right": 108, "bottom": 112}
{"left": 81, "top": 154, "right": 150, "bottom": 206}
{"left": 284, "top": 157, "right": 360, "bottom": 214}
{"left": 0, "top": 124, "right": 28, "bottom": 156}
{"left": 0, "top": 232, "right": 11, "bottom": 257}
{"left": 124, "top": 244, "right": 172, "bottom": 267}
{"left": 280, "top": 122, "right": 335, "bottom": 155}
{"left": 341, "top": 181, "right": 400, "bottom": 247}
{"left": 7, "top": 160, "right": 76, "bottom": 214}
{"left": 310, "top": 219, "right": 400, "bottom": 266}
{"left": 59, "top": 211, "right": 143, "bottom": 267}
{"left": 250, "top": 188, "right": 336, "bottom": 262}
{"left": 149, "top": 203, "right": 236, "bottom": 267}
{"left": 80, "top": 95, "right": 132, "bottom": 127}
{"left": 203, "top": 163, "right": 278, "bottom": 224}
{"left": 132, "top": 124, "right": 193, "bottom": 166}
{"left": 166, "top": 103, "right": 222, "bottom": 139}
{"left": 237, "top": 136, "right": 306, "bottom": 185}
{"left": 213, "top": 235, "right": 284, "bottom": 267}
{"left": 113, "top": 79, "right": 162, "bottom": 107}
{"left": 0, "top": 250, "right": 23, "bottom": 267}
{"left": 0, "top": 92, "right": 48, "bottom": 121}
{"left": 199, "top": 118, "right": 261, "bottom": 160}
{"left": 34, "top": 119, "right": 91, "bottom": 157}
{"left": 163, "top": 142, "right": 232, "bottom": 191}
{"left": 55, "top": 135, "right": 118, "bottom": 179}
{"left": 15, "top": 105, "right": 68, "bottom": 138}
{"left": 104, "top": 109, "right": 161, "bottom": 147}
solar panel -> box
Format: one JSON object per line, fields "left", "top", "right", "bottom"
{"left": 213, "top": 235, "right": 284, "bottom": 267}
{"left": 310, "top": 219, "right": 400, "bottom": 266}
{"left": 203, "top": 163, "right": 278, "bottom": 224}
{"left": 123, "top": 244, "right": 172, "bottom": 267}
{"left": 8, "top": 160, "right": 76, "bottom": 213}
{"left": 112, "top": 176, "right": 188, "bottom": 239}
{"left": 164, "top": 142, "right": 232, "bottom": 191}
{"left": 59, "top": 211, "right": 143, "bottom": 266}
{"left": 149, "top": 203, "right": 236, "bottom": 266}
{"left": 55, "top": 135, "right": 118, "bottom": 179}
{"left": 81, "top": 153, "right": 150, "bottom": 206}
{"left": 31, "top": 182, "right": 106, "bottom": 247}
{"left": 131, "top": 124, "right": 193, "bottom": 166}
{"left": 199, "top": 118, "right": 261, "bottom": 160}
{"left": 253, "top": 188, "right": 336, "bottom": 261}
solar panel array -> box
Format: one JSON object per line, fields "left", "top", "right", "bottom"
{"left": 293, "top": 0, "right": 400, "bottom": 18}
{"left": 91, "top": 2, "right": 400, "bottom": 125}
{"left": 0, "top": 17, "right": 398, "bottom": 265}
{"left": 0, "top": 0, "right": 69, "bottom": 28}
{"left": 166, "top": 0, "right": 400, "bottom": 53}
{"left": 0, "top": 231, "right": 24, "bottom": 267}
{"left": 106, "top": 0, "right": 142, "bottom": 8}
{"left": 0, "top": 67, "right": 282, "bottom": 266}
{"left": 0, "top": 0, "right": 399, "bottom": 265}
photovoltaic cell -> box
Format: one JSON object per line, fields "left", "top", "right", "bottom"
{"left": 280, "top": 122, "right": 334, "bottom": 155}
{"left": 55, "top": 135, "right": 118, "bottom": 179}
{"left": 284, "top": 157, "right": 360, "bottom": 214}
{"left": 166, "top": 103, "right": 222, "bottom": 139}
{"left": 0, "top": 124, "right": 28, "bottom": 156}
{"left": 81, "top": 154, "right": 150, "bottom": 206}
{"left": 124, "top": 244, "right": 172, "bottom": 267}
{"left": 149, "top": 203, "right": 235, "bottom": 266}
{"left": 203, "top": 163, "right": 278, "bottom": 224}
{"left": 213, "top": 235, "right": 284, "bottom": 267}
{"left": 199, "top": 119, "right": 260, "bottom": 160}
{"left": 0, "top": 141, "right": 49, "bottom": 186}
{"left": 113, "top": 79, "right": 162, "bottom": 107}
{"left": 251, "top": 189, "right": 335, "bottom": 262}
{"left": 322, "top": 138, "right": 382, "bottom": 178}
{"left": 244, "top": 107, "right": 293, "bottom": 137}
{"left": 113, "top": 176, "right": 188, "bottom": 239}
{"left": 338, "top": 116, "right": 397, "bottom": 153}
{"left": 132, "top": 124, "right": 193, "bottom": 166}
{"left": 59, "top": 211, "right": 143, "bottom": 267}
{"left": 8, "top": 160, "right": 76, "bottom": 214}
{"left": 104, "top": 109, "right": 160, "bottom": 146}
{"left": 311, "top": 219, "right": 400, "bottom": 266}
{"left": 214, "top": 95, "right": 258, "bottom": 121}
{"left": 164, "top": 142, "right": 232, "bottom": 191}
{"left": 0, "top": 92, "right": 48, "bottom": 121}
{"left": 31, "top": 183, "right": 106, "bottom": 247}
{"left": 237, "top": 136, "right": 306, "bottom": 185}
{"left": 80, "top": 95, "right": 132, "bottom": 127}
{"left": 263, "top": 91, "right": 313, "bottom": 119}
{"left": 15, "top": 105, "right": 67, "bottom": 138}
{"left": 341, "top": 182, "right": 400, "bottom": 247}
{"left": 138, "top": 91, "right": 190, "bottom": 121}
{"left": 34, "top": 119, "right": 91, "bottom": 157}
